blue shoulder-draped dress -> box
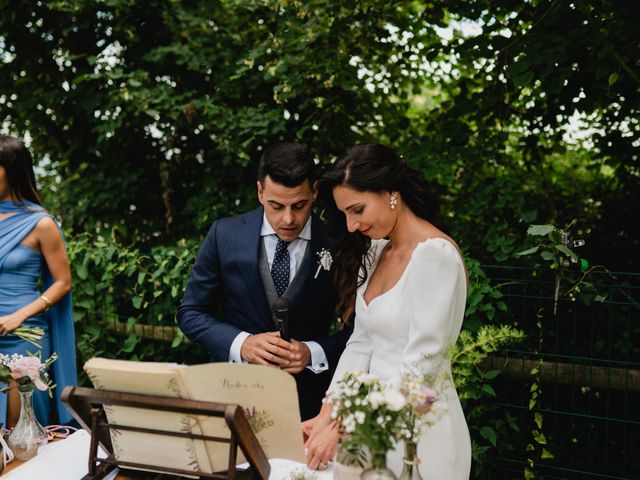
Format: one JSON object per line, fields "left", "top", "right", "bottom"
{"left": 0, "top": 245, "right": 53, "bottom": 424}
{"left": 0, "top": 201, "right": 77, "bottom": 427}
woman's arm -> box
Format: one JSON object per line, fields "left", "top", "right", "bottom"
{"left": 401, "top": 239, "right": 467, "bottom": 378}
{"left": 0, "top": 217, "right": 71, "bottom": 334}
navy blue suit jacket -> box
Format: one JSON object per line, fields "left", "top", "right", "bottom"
{"left": 177, "top": 207, "right": 352, "bottom": 419}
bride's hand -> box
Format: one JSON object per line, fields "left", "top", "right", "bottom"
{"left": 304, "top": 402, "right": 339, "bottom": 470}
{"left": 302, "top": 402, "right": 331, "bottom": 439}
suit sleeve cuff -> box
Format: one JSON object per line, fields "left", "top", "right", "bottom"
{"left": 229, "top": 331, "right": 251, "bottom": 363}
{"left": 303, "top": 341, "right": 329, "bottom": 373}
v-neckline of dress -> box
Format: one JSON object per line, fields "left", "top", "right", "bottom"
{"left": 359, "top": 240, "right": 417, "bottom": 309}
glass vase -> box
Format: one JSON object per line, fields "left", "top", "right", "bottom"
{"left": 7, "top": 390, "right": 48, "bottom": 461}
{"left": 360, "top": 451, "right": 397, "bottom": 480}
{"left": 334, "top": 443, "right": 366, "bottom": 480}
{"left": 399, "top": 440, "right": 423, "bottom": 480}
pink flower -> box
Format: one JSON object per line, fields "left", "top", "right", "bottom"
{"left": 10, "top": 356, "right": 48, "bottom": 391}
{"left": 415, "top": 387, "right": 438, "bottom": 414}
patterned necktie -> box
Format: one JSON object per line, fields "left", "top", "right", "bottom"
{"left": 271, "top": 238, "right": 290, "bottom": 297}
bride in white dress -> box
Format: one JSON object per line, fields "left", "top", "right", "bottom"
{"left": 303, "top": 143, "right": 471, "bottom": 479}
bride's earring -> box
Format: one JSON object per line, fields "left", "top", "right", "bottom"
{"left": 389, "top": 192, "right": 398, "bottom": 210}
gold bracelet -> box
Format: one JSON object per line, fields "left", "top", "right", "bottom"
{"left": 40, "top": 295, "right": 53, "bottom": 312}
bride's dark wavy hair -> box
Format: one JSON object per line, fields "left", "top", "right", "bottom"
{"left": 0, "top": 135, "right": 43, "bottom": 206}
{"left": 319, "top": 143, "right": 441, "bottom": 320}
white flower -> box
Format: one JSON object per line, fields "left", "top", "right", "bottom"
{"left": 383, "top": 389, "right": 407, "bottom": 411}
{"left": 366, "top": 392, "right": 385, "bottom": 409}
{"left": 314, "top": 249, "right": 333, "bottom": 279}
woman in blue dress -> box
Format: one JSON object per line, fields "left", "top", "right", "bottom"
{"left": 0, "top": 135, "right": 77, "bottom": 428}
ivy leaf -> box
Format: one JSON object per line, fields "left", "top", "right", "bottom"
{"left": 527, "top": 225, "right": 555, "bottom": 236}
{"left": 482, "top": 384, "right": 497, "bottom": 397}
{"left": 515, "top": 246, "right": 539, "bottom": 256}
{"left": 121, "top": 334, "right": 140, "bottom": 353}
{"left": 76, "top": 263, "right": 89, "bottom": 280}
{"left": 483, "top": 369, "right": 501, "bottom": 380}
{"left": 171, "top": 332, "right": 184, "bottom": 348}
{"left": 534, "top": 412, "right": 543, "bottom": 429}
{"left": 480, "top": 426, "right": 497, "bottom": 446}
{"left": 533, "top": 431, "right": 547, "bottom": 445}
{"left": 132, "top": 297, "right": 143, "bottom": 309}
{"left": 541, "top": 448, "right": 555, "bottom": 459}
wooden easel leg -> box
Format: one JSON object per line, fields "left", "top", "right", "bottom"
{"left": 88, "top": 408, "right": 101, "bottom": 477}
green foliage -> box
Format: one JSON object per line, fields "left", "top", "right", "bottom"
{"left": 515, "top": 222, "right": 610, "bottom": 307}
{"left": 464, "top": 257, "right": 508, "bottom": 329}
{"left": 452, "top": 324, "right": 525, "bottom": 473}
{"left": 523, "top": 311, "right": 554, "bottom": 479}
{"left": 456, "top": 258, "right": 527, "bottom": 476}
{"left": 0, "top": 0, "right": 636, "bottom": 270}
{"left": 66, "top": 229, "right": 202, "bottom": 382}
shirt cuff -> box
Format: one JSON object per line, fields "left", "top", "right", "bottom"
{"left": 303, "top": 341, "right": 329, "bottom": 373}
{"left": 229, "top": 331, "right": 251, "bottom": 364}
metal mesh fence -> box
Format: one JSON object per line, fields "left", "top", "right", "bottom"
{"left": 483, "top": 265, "right": 640, "bottom": 479}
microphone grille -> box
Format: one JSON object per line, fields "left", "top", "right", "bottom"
{"left": 272, "top": 296, "right": 291, "bottom": 313}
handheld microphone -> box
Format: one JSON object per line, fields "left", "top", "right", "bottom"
{"left": 272, "top": 297, "right": 291, "bottom": 342}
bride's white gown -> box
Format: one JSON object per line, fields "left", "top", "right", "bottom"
{"left": 330, "top": 238, "right": 471, "bottom": 479}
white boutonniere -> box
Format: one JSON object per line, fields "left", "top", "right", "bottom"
{"left": 314, "top": 249, "right": 333, "bottom": 279}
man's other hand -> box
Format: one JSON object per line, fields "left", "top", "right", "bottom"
{"left": 281, "top": 339, "right": 311, "bottom": 373}
{"left": 240, "top": 331, "right": 294, "bottom": 367}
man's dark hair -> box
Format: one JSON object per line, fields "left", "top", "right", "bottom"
{"left": 258, "top": 143, "right": 315, "bottom": 187}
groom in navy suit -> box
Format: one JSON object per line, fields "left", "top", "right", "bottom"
{"left": 177, "top": 143, "right": 352, "bottom": 420}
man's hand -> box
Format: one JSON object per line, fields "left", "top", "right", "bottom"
{"left": 281, "top": 339, "right": 311, "bottom": 374}
{"left": 240, "top": 332, "right": 295, "bottom": 367}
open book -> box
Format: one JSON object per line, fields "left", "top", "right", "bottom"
{"left": 84, "top": 358, "right": 306, "bottom": 476}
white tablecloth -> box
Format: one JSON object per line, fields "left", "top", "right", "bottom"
{"left": 2, "top": 429, "right": 112, "bottom": 480}
{"left": 3, "top": 430, "right": 333, "bottom": 480}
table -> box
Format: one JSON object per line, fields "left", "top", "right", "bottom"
{"left": 0, "top": 430, "right": 117, "bottom": 479}
{"left": 1, "top": 431, "right": 334, "bottom": 479}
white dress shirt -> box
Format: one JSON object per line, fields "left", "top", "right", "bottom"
{"left": 229, "top": 214, "right": 329, "bottom": 373}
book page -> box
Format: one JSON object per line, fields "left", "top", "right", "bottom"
{"left": 84, "top": 357, "right": 212, "bottom": 476}
{"left": 177, "top": 363, "right": 306, "bottom": 468}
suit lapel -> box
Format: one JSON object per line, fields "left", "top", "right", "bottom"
{"left": 295, "top": 214, "right": 331, "bottom": 299}
{"left": 238, "top": 207, "right": 271, "bottom": 321}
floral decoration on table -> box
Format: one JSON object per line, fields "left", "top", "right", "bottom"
{"left": 314, "top": 249, "right": 333, "bottom": 279}
{"left": 0, "top": 352, "right": 58, "bottom": 463}
{"left": 397, "top": 368, "right": 446, "bottom": 444}
{"left": 327, "top": 371, "right": 406, "bottom": 467}
{"left": 0, "top": 352, "right": 57, "bottom": 395}
{"left": 286, "top": 467, "right": 319, "bottom": 480}
{"left": 328, "top": 365, "right": 448, "bottom": 474}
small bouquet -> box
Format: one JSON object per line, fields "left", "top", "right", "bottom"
{"left": 0, "top": 353, "right": 57, "bottom": 396}
{"left": 327, "top": 371, "right": 406, "bottom": 466}
{"left": 398, "top": 369, "right": 445, "bottom": 443}
{"left": 12, "top": 326, "right": 46, "bottom": 349}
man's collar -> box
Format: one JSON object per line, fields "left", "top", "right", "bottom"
{"left": 260, "top": 213, "right": 312, "bottom": 240}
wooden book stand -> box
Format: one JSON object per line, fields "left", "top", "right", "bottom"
{"left": 61, "top": 386, "right": 271, "bottom": 480}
